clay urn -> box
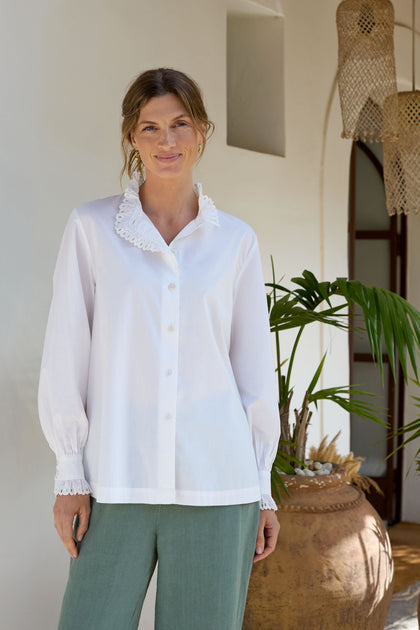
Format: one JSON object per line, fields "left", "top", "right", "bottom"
{"left": 244, "top": 465, "right": 394, "bottom": 629}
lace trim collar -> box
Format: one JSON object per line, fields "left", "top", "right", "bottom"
{"left": 114, "top": 171, "right": 220, "bottom": 252}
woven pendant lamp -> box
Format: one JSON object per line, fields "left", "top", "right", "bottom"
{"left": 336, "top": 0, "right": 398, "bottom": 142}
{"left": 383, "top": 1, "right": 420, "bottom": 215}
{"left": 383, "top": 92, "right": 420, "bottom": 214}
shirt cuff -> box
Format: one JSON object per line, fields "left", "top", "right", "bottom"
{"left": 54, "top": 478, "right": 92, "bottom": 496}
{"left": 258, "top": 470, "right": 272, "bottom": 496}
{"left": 258, "top": 470, "right": 277, "bottom": 510}
{"left": 55, "top": 453, "right": 86, "bottom": 481}
{"left": 259, "top": 494, "right": 278, "bottom": 510}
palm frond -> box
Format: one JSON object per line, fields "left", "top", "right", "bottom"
{"left": 269, "top": 295, "right": 348, "bottom": 332}
{"left": 307, "top": 353, "right": 327, "bottom": 395}
{"left": 309, "top": 385, "right": 387, "bottom": 426}
{"left": 271, "top": 467, "right": 289, "bottom": 503}
{"left": 332, "top": 279, "right": 420, "bottom": 382}
{"left": 385, "top": 416, "right": 420, "bottom": 474}
{"left": 270, "top": 441, "right": 306, "bottom": 503}
{"left": 269, "top": 272, "right": 420, "bottom": 383}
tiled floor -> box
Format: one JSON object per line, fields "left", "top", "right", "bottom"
{"left": 388, "top": 522, "right": 420, "bottom": 593}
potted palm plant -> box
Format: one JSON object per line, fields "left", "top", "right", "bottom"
{"left": 244, "top": 265, "right": 420, "bottom": 630}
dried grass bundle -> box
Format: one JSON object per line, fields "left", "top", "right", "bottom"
{"left": 309, "top": 433, "right": 383, "bottom": 495}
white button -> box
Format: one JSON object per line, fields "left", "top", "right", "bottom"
{"left": 168, "top": 283, "right": 176, "bottom": 291}
{"left": 165, "top": 413, "right": 173, "bottom": 420}
{"left": 168, "top": 325, "right": 175, "bottom": 332}
{"left": 166, "top": 369, "right": 173, "bottom": 376}
{"left": 171, "top": 248, "right": 177, "bottom": 254}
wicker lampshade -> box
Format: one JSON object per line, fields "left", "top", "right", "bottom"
{"left": 383, "top": 91, "right": 420, "bottom": 215}
{"left": 336, "top": 0, "right": 398, "bottom": 142}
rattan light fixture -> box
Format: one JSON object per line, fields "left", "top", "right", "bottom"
{"left": 383, "top": 92, "right": 420, "bottom": 215}
{"left": 383, "top": 0, "right": 420, "bottom": 215}
{"left": 336, "top": 0, "right": 398, "bottom": 142}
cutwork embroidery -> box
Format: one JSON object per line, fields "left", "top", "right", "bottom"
{"left": 260, "top": 494, "right": 278, "bottom": 511}
{"left": 54, "top": 478, "right": 92, "bottom": 496}
{"left": 114, "top": 171, "right": 219, "bottom": 251}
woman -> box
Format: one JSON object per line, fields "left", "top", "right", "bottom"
{"left": 38, "top": 67, "right": 280, "bottom": 630}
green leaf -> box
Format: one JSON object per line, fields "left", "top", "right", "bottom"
{"left": 274, "top": 455, "right": 297, "bottom": 474}
{"left": 340, "top": 281, "right": 420, "bottom": 384}
{"left": 385, "top": 379, "right": 420, "bottom": 471}
{"left": 309, "top": 385, "right": 388, "bottom": 426}
{"left": 270, "top": 302, "right": 348, "bottom": 332}
{"left": 307, "top": 353, "right": 327, "bottom": 394}
{"left": 388, "top": 417, "right": 420, "bottom": 443}
{"left": 271, "top": 466, "right": 291, "bottom": 502}
{"left": 271, "top": 473, "right": 284, "bottom": 503}
{"left": 394, "top": 295, "right": 418, "bottom": 381}
{"left": 376, "top": 289, "right": 399, "bottom": 379}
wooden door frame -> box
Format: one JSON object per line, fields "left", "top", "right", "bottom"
{"left": 348, "top": 141, "right": 406, "bottom": 523}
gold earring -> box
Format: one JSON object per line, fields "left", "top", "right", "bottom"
{"left": 198, "top": 144, "right": 203, "bottom": 154}
{"left": 134, "top": 150, "right": 143, "bottom": 170}
{"left": 134, "top": 150, "right": 144, "bottom": 179}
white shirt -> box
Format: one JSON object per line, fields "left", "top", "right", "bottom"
{"left": 38, "top": 172, "right": 280, "bottom": 510}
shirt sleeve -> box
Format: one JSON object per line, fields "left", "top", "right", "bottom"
{"left": 229, "top": 231, "right": 280, "bottom": 510}
{"left": 38, "top": 209, "right": 95, "bottom": 496}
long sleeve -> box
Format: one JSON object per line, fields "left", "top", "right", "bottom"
{"left": 229, "top": 231, "right": 280, "bottom": 510}
{"left": 38, "top": 209, "right": 95, "bottom": 495}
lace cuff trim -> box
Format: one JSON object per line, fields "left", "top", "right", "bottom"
{"left": 259, "top": 494, "right": 278, "bottom": 511}
{"left": 54, "top": 478, "right": 92, "bottom": 496}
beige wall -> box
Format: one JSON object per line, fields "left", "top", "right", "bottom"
{"left": 6, "top": 0, "right": 413, "bottom": 628}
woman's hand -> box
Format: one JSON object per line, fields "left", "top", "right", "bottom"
{"left": 53, "top": 494, "right": 91, "bottom": 559}
{"left": 253, "top": 509, "right": 280, "bottom": 563}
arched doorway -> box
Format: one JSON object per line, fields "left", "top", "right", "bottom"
{"left": 348, "top": 140, "right": 407, "bottom": 524}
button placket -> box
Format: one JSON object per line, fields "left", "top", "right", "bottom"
{"left": 157, "top": 252, "right": 180, "bottom": 489}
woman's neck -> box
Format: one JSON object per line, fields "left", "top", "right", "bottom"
{"left": 138, "top": 172, "right": 198, "bottom": 225}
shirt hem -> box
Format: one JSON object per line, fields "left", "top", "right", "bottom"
{"left": 89, "top": 483, "right": 261, "bottom": 506}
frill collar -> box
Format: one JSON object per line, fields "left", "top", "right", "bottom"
{"left": 114, "top": 171, "right": 220, "bottom": 252}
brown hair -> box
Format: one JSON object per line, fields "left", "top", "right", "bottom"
{"left": 121, "top": 68, "right": 215, "bottom": 181}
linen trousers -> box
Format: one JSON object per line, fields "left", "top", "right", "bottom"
{"left": 57, "top": 498, "right": 260, "bottom": 630}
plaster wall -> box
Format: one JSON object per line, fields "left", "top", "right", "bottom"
{"left": 1, "top": 1, "right": 351, "bottom": 628}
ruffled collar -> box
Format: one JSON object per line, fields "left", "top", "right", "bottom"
{"left": 114, "top": 171, "right": 220, "bottom": 252}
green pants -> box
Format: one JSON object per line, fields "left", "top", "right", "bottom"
{"left": 58, "top": 499, "right": 260, "bottom": 630}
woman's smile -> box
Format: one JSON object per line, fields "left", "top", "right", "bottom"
{"left": 155, "top": 153, "right": 182, "bottom": 162}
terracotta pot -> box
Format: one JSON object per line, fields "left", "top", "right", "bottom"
{"left": 244, "top": 466, "right": 394, "bottom": 630}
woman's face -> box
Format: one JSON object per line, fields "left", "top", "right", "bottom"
{"left": 131, "top": 93, "right": 203, "bottom": 181}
